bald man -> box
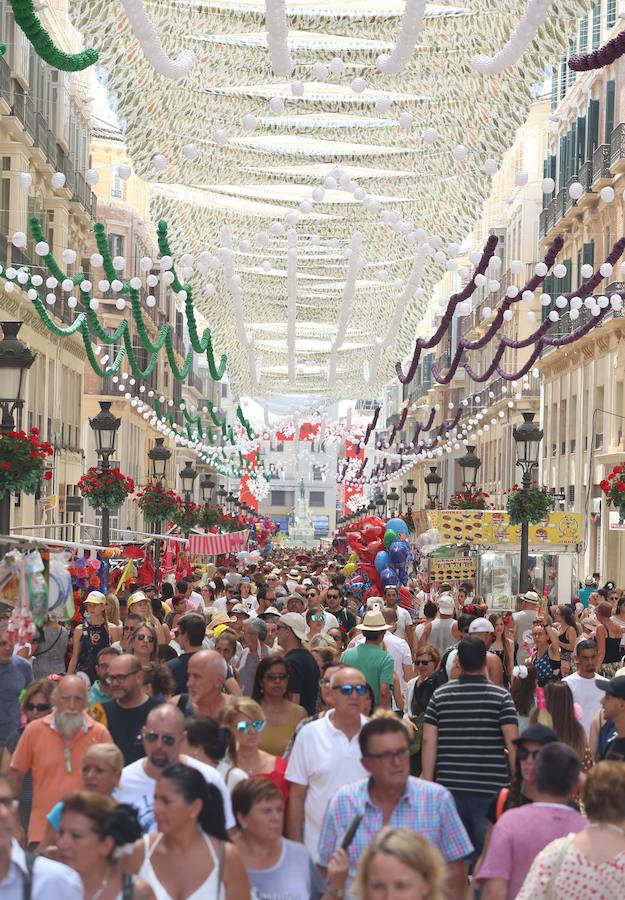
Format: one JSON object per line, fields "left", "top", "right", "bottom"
{"left": 114, "top": 703, "right": 235, "bottom": 834}
{"left": 9, "top": 674, "right": 113, "bottom": 844}
{"left": 178, "top": 649, "right": 232, "bottom": 719}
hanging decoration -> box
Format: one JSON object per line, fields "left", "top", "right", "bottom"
{"left": 600, "top": 465, "right": 625, "bottom": 523}
{"left": 11, "top": 0, "right": 98, "bottom": 70}
{"left": 136, "top": 483, "right": 182, "bottom": 523}
{"left": 0, "top": 426, "right": 53, "bottom": 499}
{"left": 265, "top": 0, "right": 292, "bottom": 76}
{"left": 472, "top": 0, "right": 554, "bottom": 75}
{"left": 506, "top": 483, "right": 555, "bottom": 524}
{"left": 376, "top": 0, "right": 427, "bottom": 74}
{"left": 569, "top": 25, "right": 625, "bottom": 71}
{"left": 172, "top": 501, "right": 202, "bottom": 535}
{"left": 77, "top": 467, "right": 135, "bottom": 511}
{"left": 120, "top": 0, "right": 195, "bottom": 79}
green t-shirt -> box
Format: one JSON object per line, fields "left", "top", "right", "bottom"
{"left": 340, "top": 642, "right": 394, "bottom": 707}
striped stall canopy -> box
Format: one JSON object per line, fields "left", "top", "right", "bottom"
{"left": 188, "top": 529, "right": 250, "bottom": 556}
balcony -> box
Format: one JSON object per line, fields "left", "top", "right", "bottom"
{"left": 0, "top": 58, "right": 10, "bottom": 105}
{"left": 610, "top": 122, "right": 625, "bottom": 172}
{"left": 187, "top": 369, "right": 202, "bottom": 393}
{"left": 591, "top": 144, "right": 612, "bottom": 185}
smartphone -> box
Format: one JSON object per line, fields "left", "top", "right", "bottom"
{"left": 340, "top": 814, "right": 363, "bottom": 851}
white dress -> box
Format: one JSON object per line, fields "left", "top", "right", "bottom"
{"left": 138, "top": 833, "right": 224, "bottom": 900}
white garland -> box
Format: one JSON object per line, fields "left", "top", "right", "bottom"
{"left": 286, "top": 229, "right": 297, "bottom": 384}
{"left": 376, "top": 0, "right": 427, "bottom": 74}
{"left": 119, "top": 0, "right": 195, "bottom": 79}
{"left": 328, "top": 231, "right": 363, "bottom": 387}
{"left": 265, "top": 0, "right": 293, "bottom": 77}
{"left": 472, "top": 0, "right": 555, "bottom": 75}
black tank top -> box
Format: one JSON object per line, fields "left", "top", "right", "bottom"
{"left": 77, "top": 622, "right": 110, "bottom": 683}
{"left": 603, "top": 634, "right": 622, "bottom": 664}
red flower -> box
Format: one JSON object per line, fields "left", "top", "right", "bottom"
{"left": 30, "top": 426, "right": 39, "bottom": 436}
{"left": 600, "top": 479, "right": 610, "bottom": 492}
{"left": 615, "top": 466, "right": 623, "bottom": 475}
{"left": 44, "top": 470, "right": 52, "bottom": 481}
{"left": 0, "top": 461, "right": 10, "bottom": 471}
{"left": 616, "top": 481, "right": 625, "bottom": 492}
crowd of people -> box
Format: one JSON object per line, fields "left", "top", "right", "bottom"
{"left": 1, "top": 551, "right": 625, "bottom": 898}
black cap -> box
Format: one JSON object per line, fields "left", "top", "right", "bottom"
{"left": 512, "top": 724, "right": 558, "bottom": 746}
{"left": 598, "top": 675, "right": 625, "bottom": 700}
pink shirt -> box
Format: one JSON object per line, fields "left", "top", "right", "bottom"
{"left": 477, "top": 802, "right": 586, "bottom": 899}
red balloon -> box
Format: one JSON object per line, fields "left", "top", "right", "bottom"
{"left": 362, "top": 522, "right": 384, "bottom": 540}
{"left": 366, "top": 539, "right": 383, "bottom": 557}
{"left": 363, "top": 515, "right": 385, "bottom": 529}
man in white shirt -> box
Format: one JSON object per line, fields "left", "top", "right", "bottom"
{"left": 513, "top": 591, "right": 540, "bottom": 665}
{"left": 286, "top": 666, "right": 368, "bottom": 861}
{"left": 383, "top": 587, "right": 415, "bottom": 655}
{"left": 182, "top": 579, "right": 204, "bottom": 611}
{"left": 382, "top": 607, "right": 414, "bottom": 703}
{"left": 0, "top": 774, "right": 82, "bottom": 899}
{"left": 563, "top": 639, "right": 604, "bottom": 735}
{"left": 115, "top": 703, "right": 234, "bottom": 834}
{"left": 224, "top": 562, "right": 243, "bottom": 590}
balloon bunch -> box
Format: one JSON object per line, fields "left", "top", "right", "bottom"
{"left": 345, "top": 515, "right": 413, "bottom": 604}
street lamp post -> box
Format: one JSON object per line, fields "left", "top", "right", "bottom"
{"left": 424, "top": 466, "right": 443, "bottom": 510}
{"left": 0, "top": 323, "right": 36, "bottom": 550}
{"left": 200, "top": 475, "right": 214, "bottom": 504}
{"left": 457, "top": 445, "right": 481, "bottom": 492}
{"left": 147, "top": 437, "right": 171, "bottom": 582}
{"left": 513, "top": 412, "right": 544, "bottom": 594}
{"left": 89, "top": 401, "right": 121, "bottom": 547}
{"left": 179, "top": 461, "right": 197, "bottom": 503}
{"left": 387, "top": 487, "right": 400, "bottom": 517}
{"left": 217, "top": 485, "right": 227, "bottom": 511}
{"left": 402, "top": 478, "right": 417, "bottom": 511}
{"left": 375, "top": 491, "right": 387, "bottom": 517}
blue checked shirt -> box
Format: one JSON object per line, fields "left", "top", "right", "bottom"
{"left": 318, "top": 776, "right": 473, "bottom": 888}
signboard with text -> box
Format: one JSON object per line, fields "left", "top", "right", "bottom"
{"left": 427, "top": 510, "right": 582, "bottom": 546}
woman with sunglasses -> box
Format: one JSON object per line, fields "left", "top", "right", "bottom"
{"left": 126, "top": 591, "right": 170, "bottom": 645}
{"left": 305, "top": 607, "right": 326, "bottom": 642}
{"left": 0, "top": 678, "right": 54, "bottom": 830}
{"left": 251, "top": 657, "right": 306, "bottom": 757}
{"left": 67, "top": 591, "right": 113, "bottom": 683}
{"left": 222, "top": 698, "right": 288, "bottom": 798}
{"left": 129, "top": 622, "right": 159, "bottom": 666}
{"left": 327, "top": 627, "right": 347, "bottom": 652}
{"left": 402, "top": 645, "right": 441, "bottom": 776}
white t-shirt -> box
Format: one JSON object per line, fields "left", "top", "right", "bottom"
{"left": 115, "top": 754, "right": 235, "bottom": 833}
{"left": 186, "top": 590, "right": 204, "bottom": 610}
{"left": 383, "top": 631, "right": 413, "bottom": 692}
{"left": 392, "top": 606, "right": 413, "bottom": 641}
{"left": 285, "top": 711, "right": 367, "bottom": 862}
{"left": 514, "top": 609, "right": 537, "bottom": 665}
{"left": 562, "top": 672, "right": 604, "bottom": 735}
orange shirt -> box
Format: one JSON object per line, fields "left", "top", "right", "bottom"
{"left": 10, "top": 713, "right": 113, "bottom": 842}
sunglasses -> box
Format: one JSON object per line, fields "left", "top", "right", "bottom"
{"left": 109, "top": 671, "right": 140, "bottom": 682}
{"left": 415, "top": 659, "right": 433, "bottom": 667}
{"left": 306, "top": 592, "right": 317, "bottom": 598}
{"left": 310, "top": 614, "right": 325, "bottom": 623}
{"left": 333, "top": 684, "right": 368, "bottom": 697}
{"left": 265, "top": 672, "right": 287, "bottom": 681}
{"left": 24, "top": 702, "right": 51, "bottom": 712}
{"left": 517, "top": 747, "right": 541, "bottom": 761}
{"left": 327, "top": 594, "right": 340, "bottom": 601}
{"left": 235, "top": 719, "right": 266, "bottom": 734}
{"left": 135, "top": 633, "right": 155, "bottom": 643}
{"left": 144, "top": 731, "right": 176, "bottom": 746}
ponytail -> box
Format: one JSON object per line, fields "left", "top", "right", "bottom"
{"left": 159, "top": 763, "right": 227, "bottom": 840}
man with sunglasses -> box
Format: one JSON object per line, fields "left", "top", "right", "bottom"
{"left": 285, "top": 667, "right": 368, "bottom": 862}
{"left": 92, "top": 653, "right": 160, "bottom": 764}
{"left": 114, "top": 703, "right": 234, "bottom": 834}
{"left": 325, "top": 586, "right": 356, "bottom": 633}
{"left": 318, "top": 715, "right": 472, "bottom": 898}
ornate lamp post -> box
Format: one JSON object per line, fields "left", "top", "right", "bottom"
{"left": 0, "top": 322, "right": 36, "bottom": 549}
{"left": 200, "top": 475, "right": 215, "bottom": 504}
{"left": 179, "top": 461, "right": 197, "bottom": 503}
{"left": 457, "top": 445, "right": 481, "bottom": 492}
{"left": 147, "top": 437, "right": 171, "bottom": 579}
{"left": 513, "top": 412, "right": 544, "bottom": 593}
{"left": 89, "top": 401, "right": 121, "bottom": 547}
{"left": 402, "top": 478, "right": 417, "bottom": 511}
{"left": 387, "top": 487, "right": 400, "bottom": 517}
{"left": 216, "top": 485, "right": 227, "bottom": 510}
{"left": 375, "top": 491, "right": 387, "bottom": 517}
{"left": 424, "top": 466, "right": 443, "bottom": 510}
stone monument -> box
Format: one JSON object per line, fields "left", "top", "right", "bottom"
{"left": 288, "top": 478, "right": 316, "bottom": 547}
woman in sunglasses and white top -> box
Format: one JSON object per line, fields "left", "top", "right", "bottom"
{"left": 222, "top": 698, "right": 289, "bottom": 799}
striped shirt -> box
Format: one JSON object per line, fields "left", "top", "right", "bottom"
{"left": 424, "top": 675, "right": 518, "bottom": 794}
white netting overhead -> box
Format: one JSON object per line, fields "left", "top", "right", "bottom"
{"left": 72, "top": 0, "right": 592, "bottom": 396}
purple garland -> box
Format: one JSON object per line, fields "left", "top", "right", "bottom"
{"left": 569, "top": 28, "right": 625, "bottom": 71}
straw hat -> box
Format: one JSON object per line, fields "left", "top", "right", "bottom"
{"left": 209, "top": 611, "right": 237, "bottom": 628}
{"left": 356, "top": 609, "right": 391, "bottom": 632}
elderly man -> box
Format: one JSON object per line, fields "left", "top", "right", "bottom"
{"left": 0, "top": 773, "right": 82, "bottom": 897}
{"left": 9, "top": 675, "right": 112, "bottom": 845}
{"left": 238, "top": 618, "right": 271, "bottom": 696}
{"left": 182, "top": 649, "right": 231, "bottom": 718}
{"left": 115, "top": 704, "right": 234, "bottom": 834}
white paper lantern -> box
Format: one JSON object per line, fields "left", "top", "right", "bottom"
{"left": 422, "top": 127, "right": 438, "bottom": 144}
{"left": 129, "top": 277, "right": 141, "bottom": 290}
{"left": 35, "top": 241, "right": 49, "bottom": 256}
{"left": 541, "top": 177, "right": 555, "bottom": 193}
{"left": 269, "top": 96, "right": 285, "bottom": 114}
{"left": 19, "top": 172, "right": 32, "bottom": 188}
{"left": 62, "top": 278, "right": 74, "bottom": 292}
{"left": 31, "top": 275, "right": 43, "bottom": 287}
{"left": 601, "top": 186, "right": 615, "bottom": 203}
{"left": 534, "top": 262, "right": 548, "bottom": 277}
{"left": 85, "top": 168, "right": 100, "bottom": 185}
{"left": 329, "top": 57, "right": 344, "bottom": 74}
{"left": 291, "top": 81, "right": 305, "bottom": 96}
{"left": 482, "top": 306, "right": 492, "bottom": 318}
{"left": 91, "top": 253, "right": 104, "bottom": 268}
{"left": 569, "top": 308, "right": 580, "bottom": 320}
{"left": 11, "top": 232, "right": 26, "bottom": 248}
{"left": 213, "top": 129, "right": 229, "bottom": 146}
{"left": 62, "top": 248, "right": 77, "bottom": 264}
{"left": 311, "top": 61, "right": 328, "bottom": 80}
{"left": 351, "top": 76, "right": 367, "bottom": 93}
{"left": 600, "top": 262, "right": 613, "bottom": 277}
{"left": 453, "top": 144, "right": 468, "bottom": 161}
{"left": 398, "top": 112, "right": 414, "bottom": 129}
{"left": 146, "top": 295, "right": 156, "bottom": 307}
{"left": 89, "top": 297, "right": 99, "bottom": 310}
{"left": 375, "top": 97, "right": 391, "bottom": 114}
{"left": 182, "top": 144, "right": 198, "bottom": 161}
{"left": 515, "top": 171, "right": 528, "bottom": 186}
{"left": 51, "top": 172, "right": 66, "bottom": 189}
{"left": 98, "top": 280, "right": 110, "bottom": 292}
{"left": 112, "top": 255, "right": 125, "bottom": 271}
{"left": 115, "top": 297, "right": 126, "bottom": 310}
{"left": 580, "top": 263, "right": 593, "bottom": 278}
{"left": 553, "top": 263, "right": 567, "bottom": 279}
{"left": 569, "top": 181, "right": 583, "bottom": 200}
{"left": 117, "top": 164, "right": 131, "bottom": 180}
{"left": 241, "top": 113, "right": 257, "bottom": 130}
{"left": 483, "top": 158, "right": 498, "bottom": 176}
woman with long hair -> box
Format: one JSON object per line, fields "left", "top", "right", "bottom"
{"left": 232, "top": 778, "right": 328, "bottom": 899}
{"left": 57, "top": 790, "right": 152, "bottom": 899}
{"left": 128, "top": 622, "right": 159, "bottom": 666}
{"left": 182, "top": 716, "right": 248, "bottom": 791}
{"left": 528, "top": 620, "right": 561, "bottom": 686}
{"left": 403, "top": 645, "right": 442, "bottom": 776}
{"left": 531, "top": 682, "right": 593, "bottom": 769}
{"left": 127, "top": 763, "right": 250, "bottom": 899}
{"left": 221, "top": 698, "right": 288, "bottom": 798}
{"left": 127, "top": 591, "right": 170, "bottom": 644}
{"left": 251, "top": 657, "right": 306, "bottom": 757}
{"left": 105, "top": 593, "right": 122, "bottom": 633}
{"left": 488, "top": 613, "right": 514, "bottom": 687}
{"left": 510, "top": 664, "right": 538, "bottom": 732}
{"left": 594, "top": 601, "right": 624, "bottom": 677}
{"left": 553, "top": 604, "right": 581, "bottom": 676}
{"left": 305, "top": 607, "right": 326, "bottom": 642}
{"left": 214, "top": 631, "right": 243, "bottom": 697}
{"left": 67, "top": 591, "right": 112, "bottom": 683}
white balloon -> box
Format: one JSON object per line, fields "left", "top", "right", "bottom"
{"left": 269, "top": 96, "right": 285, "bottom": 114}
{"left": 291, "top": 81, "right": 305, "bottom": 96}
{"left": 569, "top": 181, "right": 583, "bottom": 200}
{"left": 118, "top": 164, "right": 132, "bottom": 180}
{"left": 213, "top": 129, "right": 229, "bottom": 146}
{"left": 351, "top": 76, "right": 367, "bottom": 93}
{"left": 453, "top": 144, "right": 468, "bottom": 161}
{"left": 329, "top": 57, "right": 344, "bottom": 74}
{"left": 311, "top": 61, "right": 328, "bottom": 80}
{"left": 398, "top": 112, "right": 414, "bottom": 129}
{"left": 152, "top": 154, "right": 167, "bottom": 171}
{"left": 422, "top": 127, "right": 438, "bottom": 144}
{"left": 483, "top": 158, "right": 498, "bottom": 176}
{"left": 515, "top": 170, "right": 528, "bottom": 186}
{"left": 241, "top": 113, "right": 257, "bottom": 130}
{"left": 375, "top": 97, "right": 391, "bottom": 114}
{"left": 601, "top": 186, "right": 615, "bottom": 203}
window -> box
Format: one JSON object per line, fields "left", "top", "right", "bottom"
{"left": 270, "top": 490, "right": 294, "bottom": 507}
{"left": 111, "top": 166, "right": 125, "bottom": 200}
{"left": 592, "top": 1, "right": 601, "bottom": 49}
{"left": 312, "top": 465, "right": 324, "bottom": 481}
{"left": 605, "top": 80, "right": 615, "bottom": 143}
{"left": 309, "top": 491, "right": 325, "bottom": 507}
{"left": 579, "top": 15, "right": 588, "bottom": 51}
{"left": 607, "top": 0, "right": 616, "bottom": 28}
{"left": 107, "top": 233, "right": 124, "bottom": 258}
{"left": 569, "top": 485, "right": 575, "bottom": 504}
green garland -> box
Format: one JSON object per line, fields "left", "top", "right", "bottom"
{"left": 11, "top": 0, "right": 98, "bottom": 71}
{"left": 236, "top": 404, "right": 255, "bottom": 440}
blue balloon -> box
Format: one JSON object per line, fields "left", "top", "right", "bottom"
{"left": 388, "top": 539, "right": 410, "bottom": 567}
{"left": 380, "top": 566, "right": 400, "bottom": 588}
{"left": 374, "top": 550, "right": 390, "bottom": 573}
{"left": 386, "top": 517, "right": 410, "bottom": 537}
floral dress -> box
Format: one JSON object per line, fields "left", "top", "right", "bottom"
{"left": 517, "top": 834, "right": 625, "bottom": 899}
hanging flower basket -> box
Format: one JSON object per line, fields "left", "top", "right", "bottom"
{"left": 448, "top": 489, "right": 491, "bottom": 511}
{"left": 506, "top": 483, "right": 555, "bottom": 525}
{"left": 78, "top": 467, "right": 135, "bottom": 510}
{"left": 199, "top": 505, "right": 221, "bottom": 530}
{"left": 600, "top": 464, "right": 625, "bottom": 522}
{"left": 0, "top": 427, "right": 53, "bottom": 499}
{"left": 172, "top": 501, "right": 202, "bottom": 535}
{"left": 137, "top": 483, "right": 182, "bottom": 523}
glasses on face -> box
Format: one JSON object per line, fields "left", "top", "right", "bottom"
{"left": 319, "top": 677, "right": 332, "bottom": 687}
{"left": 265, "top": 672, "right": 288, "bottom": 682}
{"left": 415, "top": 659, "right": 433, "bottom": 667}
{"left": 310, "top": 614, "right": 325, "bottom": 623}
{"left": 364, "top": 746, "right": 410, "bottom": 763}
{"left": 143, "top": 731, "right": 176, "bottom": 746}
{"left": 109, "top": 670, "right": 140, "bottom": 683}
{"left": 333, "top": 684, "right": 368, "bottom": 697}
{"left": 24, "top": 702, "right": 51, "bottom": 712}
{"left": 327, "top": 594, "right": 340, "bottom": 601}
{"left": 135, "top": 633, "right": 155, "bottom": 643}
{"left": 235, "top": 719, "right": 266, "bottom": 734}
{"left": 307, "top": 592, "right": 317, "bottom": 599}
{"left": 517, "top": 747, "right": 541, "bottom": 761}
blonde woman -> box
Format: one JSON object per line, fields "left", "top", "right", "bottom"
{"left": 127, "top": 590, "right": 169, "bottom": 644}
{"left": 327, "top": 826, "right": 447, "bottom": 900}
{"left": 128, "top": 622, "right": 159, "bottom": 666}
{"left": 221, "top": 698, "right": 288, "bottom": 798}
{"left": 105, "top": 592, "right": 123, "bottom": 642}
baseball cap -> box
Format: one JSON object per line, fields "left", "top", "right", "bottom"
{"left": 278, "top": 612, "right": 307, "bottom": 640}
{"left": 438, "top": 593, "right": 455, "bottom": 615}
{"left": 84, "top": 591, "right": 106, "bottom": 605}
{"left": 128, "top": 590, "right": 148, "bottom": 607}
{"left": 513, "top": 724, "right": 558, "bottom": 746}
{"left": 597, "top": 675, "right": 625, "bottom": 701}
{"left": 468, "top": 617, "right": 495, "bottom": 634}
{"left": 302, "top": 578, "right": 313, "bottom": 587}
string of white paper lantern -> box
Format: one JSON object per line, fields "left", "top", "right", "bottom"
{"left": 328, "top": 232, "right": 364, "bottom": 387}
{"left": 286, "top": 229, "right": 298, "bottom": 385}
{"left": 472, "top": 0, "right": 554, "bottom": 75}
{"left": 265, "top": 0, "right": 293, "bottom": 77}
{"left": 120, "top": 0, "right": 195, "bottom": 79}
{"left": 376, "top": 0, "right": 427, "bottom": 75}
